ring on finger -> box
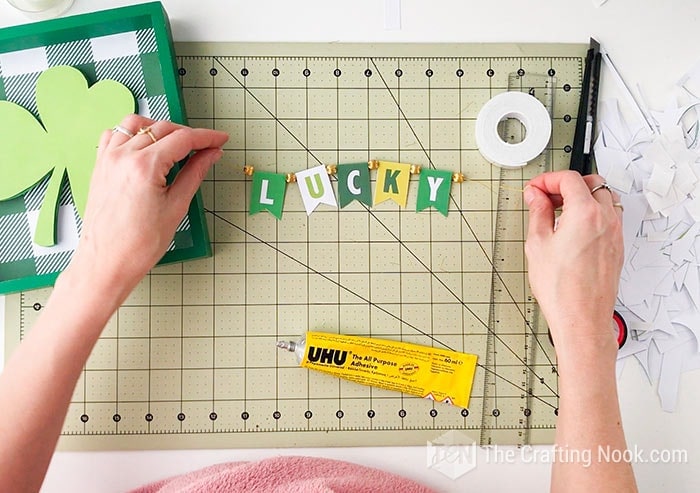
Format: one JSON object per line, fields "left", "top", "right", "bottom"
{"left": 612, "top": 202, "right": 624, "bottom": 212}
{"left": 137, "top": 126, "right": 158, "bottom": 144}
{"left": 590, "top": 182, "right": 613, "bottom": 195}
{"left": 112, "top": 125, "right": 135, "bottom": 138}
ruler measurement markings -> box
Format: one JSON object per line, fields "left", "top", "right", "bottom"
{"left": 481, "top": 71, "right": 557, "bottom": 445}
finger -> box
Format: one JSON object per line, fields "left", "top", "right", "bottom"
{"left": 126, "top": 120, "right": 179, "bottom": 151}
{"left": 545, "top": 194, "right": 564, "bottom": 209}
{"left": 107, "top": 114, "right": 154, "bottom": 149}
{"left": 108, "top": 125, "right": 136, "bottom": 148}
{"left": 96, "top": 130, "right": 112, "bottom": 161}
{"left": 524, "top": 184, "right": 556, "bottom": 238}
{"left": 167, "top": 147, "right": 223, "bottom": 221}
{"left": 613, "top": 204, "right": 623, "bottom": 221}
{"left": 526, "top": 170, "right": 594, "bottom": 205}
{"left": 147, "top": 127, "right": 229, "bottom": 168}
{"left": 612, "top": 196, "right": 624, "bottom": 221}
{"left": 609, "top": 187, "right": 621, "bottom": 203}
{"left": 122, "top": 113, "right": 156, "bottom": 129}
{"left": 583, "top": 174, "right": 614, "bottom": 207}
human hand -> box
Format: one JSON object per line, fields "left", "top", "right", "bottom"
{"left": 524, "top": 171, "right": 623, "bottom": 360}
{"left": 68, "top": 114, "right": 228, "bottom": 298}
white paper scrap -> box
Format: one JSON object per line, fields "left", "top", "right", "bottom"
{"left": 689, "top": 196, "right": 700, "bottom": 221}
{"left": 659, "top": 345, "right": 684, "bottom": 412}
{"left": 683, "top": 266, "right": 700, "bottom": 310}
{"left": 598, "top": 56, "right": 700, "bottom": 411}
{"left": 646, "top": 165, "right": 675, "bottom": 196}
{"left": 674, "top": 262, "right": 691, "bottom": 290}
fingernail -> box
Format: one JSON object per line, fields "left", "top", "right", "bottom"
{"left": 214, "top": 149, "right": 224, "bottom": 161}
{"left": 523, "top": 185, "right": 536, "bottom": 206}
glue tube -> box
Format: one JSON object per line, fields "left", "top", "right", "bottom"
{"left": 277, "top": 331, "right": 478, "bottom": 408}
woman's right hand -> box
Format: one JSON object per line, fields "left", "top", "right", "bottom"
{"left": 523, "top": 171, "right": 624, "bottom": 361}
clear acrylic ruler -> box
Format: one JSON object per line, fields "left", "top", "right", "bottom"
{"left": 480, "top": 72, "right": 558, "bottom": 445}
{"left": 4, "top": 43, "right": 584, "bottom": 450}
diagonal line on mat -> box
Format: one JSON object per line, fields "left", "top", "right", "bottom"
{"left": 206, "top": 208, "right": 557, "bottom": 409}
{"left": 212, "top": 56, "right": 557, "bottom": 398}
{"left": 369, "top": 57, "right": 557, "bottom": 372}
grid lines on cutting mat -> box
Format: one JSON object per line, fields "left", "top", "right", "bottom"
{"left": 12, "top": 47, "right": 584, "bottom": 448}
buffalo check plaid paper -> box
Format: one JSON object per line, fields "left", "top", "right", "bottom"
{"left": 0, "top": 3, "right": 211, "bottom": 294}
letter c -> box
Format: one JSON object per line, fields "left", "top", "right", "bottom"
{"left": 348, "top": 169, "right": 361, "bottom": 195}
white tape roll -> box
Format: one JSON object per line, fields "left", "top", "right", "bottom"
{"left": 475, "top": 91, "right": 552, "bottom": 169}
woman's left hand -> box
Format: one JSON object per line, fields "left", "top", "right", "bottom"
{"left": 72, "top": 114, "right": 228, "bottom": 296}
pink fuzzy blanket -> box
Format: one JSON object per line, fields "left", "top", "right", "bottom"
{"left": 130, "top": 455, "right": 435, "bottom": 493}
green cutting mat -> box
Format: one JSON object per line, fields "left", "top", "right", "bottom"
{"left": 5, "top": 42, "right": 585, "bottom": 450}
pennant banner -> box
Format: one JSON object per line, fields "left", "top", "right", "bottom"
{"left": 295, "top": 164, "right": 338, "bottom": 215}
{"left": 244, "top": 161, "right": 466, "bottom": 220}
{"left": 416, "top": 168, "right": 453, "bottom": 216}
{"left": 374, "top": 161, "right": 411, "bottom": 207}
{"left": 250, "top": 171, "right": 287, "bottom": 219}
{"left": 337, "top": 162, "right": 372, "bottom": 208}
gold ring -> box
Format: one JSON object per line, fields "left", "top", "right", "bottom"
{"left": 137, "top": 126, "right": 157, "bottom": 144}
{"left": 612, "top": 202, "right": 624, "bottom": 212}
{"left": 112, "top": 125, "right": 134, "bottom": 138}
{"left": 590, "top": 182, "right": 613, "bottom": 195}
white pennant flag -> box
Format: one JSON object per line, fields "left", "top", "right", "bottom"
{"left": 295, "top": 165, "right": 337, "bottom": 215}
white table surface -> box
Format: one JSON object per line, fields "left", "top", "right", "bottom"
{"left": 1, "top": 0, "right": 700, "bottom": 491}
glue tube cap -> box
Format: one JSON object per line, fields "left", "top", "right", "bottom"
{"left": 277, "top": 337, "right": 305, "bottom": 364}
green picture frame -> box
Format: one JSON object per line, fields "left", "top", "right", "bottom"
{"left": 0, "top": 1, "right": 211, "bottom": 295}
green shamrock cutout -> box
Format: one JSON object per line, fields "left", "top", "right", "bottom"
{"left": 0, "top": 65, "right": 135, "bottom": 247}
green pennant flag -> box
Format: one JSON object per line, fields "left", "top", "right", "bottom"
{"left": 337, "top": 162, "right": 372, "bottom": 208}
{"left": 416, "top": 169, "right": 453, "bottom": 216}
{"left": 250, "top": 171, "right": 287, "bottom": 219}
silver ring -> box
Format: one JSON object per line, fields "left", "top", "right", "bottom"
{"left": 112, "top": 125, "right": 135, "bottom": 138}
{"left": 612, "top": 202, "right": 624, "bottom": 211}
{"left": 590, "top": 182, "right": 613, "bottom": 195}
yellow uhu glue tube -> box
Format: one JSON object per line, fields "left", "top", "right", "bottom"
{"left": 277, "top": 331, "right": 478, "bottom": 408}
